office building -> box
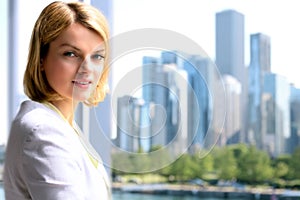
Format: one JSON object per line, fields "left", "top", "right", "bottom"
{"left": 115, "top": 95, "right": 152, "bottom": 152}
{"left": 142, "top": 52, "right": 190, "bottom": 154}
{"left": 215, "top": 9, "right": 245, "bottom": 82}
{"left": 183, "top": 55, "right": 215, "bottom": 151}
{"left": 289, "top": 85, "right": 300, "bottom": 153}
{"left": 215, "top": 9, "right": 246, "bottom": 143}
{"left": 221, "top": 75, "right": 242, "bottom": 146}
{"left": 263, "top": 73, "right": 290, "bottom": 156}
{"left": 247, "top": 33, "right": 271, "bottom": 149}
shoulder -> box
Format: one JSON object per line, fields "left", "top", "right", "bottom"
{"left": 11, "top": 100, "right": 74, "bottom": 140}
{"left": 5, "top": 101, "right": 84, "bottom": 188}
{"left": 9, "top": 100, "right": 79, "bottom": 157}
{"left": 17, "top": 100, "right": 78, "bottom": 143}
{"left": 13, "top": 100, "right": 62, "bottom": 130}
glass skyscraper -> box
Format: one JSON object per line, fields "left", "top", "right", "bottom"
{"left": 263, "top": 73, "right": 290, "bottom": 156}
{"left": 221, "top": 75, "right": 242, "bottom": 146}
{"left": 142, "top": 52, "right": 190, "bottom": 153}
{"left": 290, "top": 85, "right": 300, "bottom": 153}
{"left": 215, "top": 9, "right": 245, "bottom": 82}
{"left": 215, "top": 9, "right": 246, "bottom": 143}
{"left": 115, "top": 95, "right": 152, "bottom": 152}
{"left": 183, "top": 56, "right": 213, "bottom": 151}
{"left": 248, "top": 33, "right": 271, "bottom": 149}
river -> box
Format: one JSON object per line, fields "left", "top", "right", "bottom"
{"left": 0, "top": 185, "right": 241, "bottom": 200}
{"left": 113, "top": 191, "right": 241, "bottom": 199}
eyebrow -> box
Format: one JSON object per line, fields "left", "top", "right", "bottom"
{"left": 59, "top": 43, "right": 81, "bottom": 51}
{"left": 59, "top": 43, "right": 105, "bottom": 53}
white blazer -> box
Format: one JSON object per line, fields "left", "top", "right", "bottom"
{"left": 4, "top": 100, "right": 111, "bottom": 200}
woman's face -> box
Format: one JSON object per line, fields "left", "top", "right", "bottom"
{"left": 43, "top": 23, "right": 105, "bottom": 103}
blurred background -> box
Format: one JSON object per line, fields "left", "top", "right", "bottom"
{"left": 1, "top": 0, "right": 300, "bottom": 199}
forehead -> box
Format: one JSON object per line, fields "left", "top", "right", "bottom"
{"left": 52, "top": 23, "right": 105, "bottom": 52}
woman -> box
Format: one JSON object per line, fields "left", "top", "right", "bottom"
{"left": 4, "top": 1, "right": 111, "bottom": 199}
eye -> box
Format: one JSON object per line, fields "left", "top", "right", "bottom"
{"left": 91, "top": 54, "right": 105, "bottom": 61}
{"left": 63, "top": 51, "right": 77, "bottom": 57}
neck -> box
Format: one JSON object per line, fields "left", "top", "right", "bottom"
{"left": 50, "top": 99, "right": 78, "bottom": 125}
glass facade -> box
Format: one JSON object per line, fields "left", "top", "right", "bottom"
{"left": 290, "top": 85, "right": 300, "bottom": 153}
{"left": 215, "top": 9, "right": 245, "bottom": 82}
{"left": 183, "top": 56, "right": 213, "bottom": 150}
{"left": 247, "top": 33, "right": 271, "bottom": 149}
{"left": 222, "top": 75, "right": 242, "bottom": 146}
{"left": 215, "top": 9, "right": 246, "bottom": 145}
{"left": 264, "top": 73, "right": 290, "bottom": 156}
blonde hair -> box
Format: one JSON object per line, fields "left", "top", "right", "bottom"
{"left": 23, "top": 1, "right": 110, "bottom": 106}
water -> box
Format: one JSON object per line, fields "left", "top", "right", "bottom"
{"left": 112, "top": 191, "right": 233, "bottom": 200}
{"left": 0, "top": 185, "right": 238, "bottom": 200}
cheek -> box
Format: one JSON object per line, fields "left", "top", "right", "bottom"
{"left": 49, "top": 60, "right": 63, "bottom": 74}
{"left": 44, "top": 59, "right": 59, "bottom": 82}
{"left": 44, "top": 58, "right": 76, "bottom": 84}
{"left": 93, "top": 64, "right": 105, "bottom": 80}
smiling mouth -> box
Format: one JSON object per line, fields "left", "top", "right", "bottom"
{"left": 72, "top": 81, "right": 91, "bottom": 85}
{"left": 72, "top": 80, "right": 92, "bottom": 88}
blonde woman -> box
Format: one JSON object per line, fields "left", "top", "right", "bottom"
{"left": 4, "top": 1, "right": 111, "bottom": 199}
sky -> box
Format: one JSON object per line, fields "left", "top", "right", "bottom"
{"left": 112, "top": 0, "right": 300, "bottom": 88}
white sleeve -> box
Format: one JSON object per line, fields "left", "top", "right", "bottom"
{"left": 22, "top": 123, "right": 85, "bottom": 200}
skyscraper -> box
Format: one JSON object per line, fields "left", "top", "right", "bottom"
{"left": 247, "top": 33, "right": 271, "bottom": 149}
{"left": 215, "top": 9, "right": 245, "bottom": 82}
{"left": 183, "top": 55, "right": 213, "bottom": 151}
{"left": 142, "top": 56, "right": 170, "bottom": 146}
{"left": 221, "top": 75, "right": 242, "bottom": 146}
{"left": 115, "top": 95, "right": 152, "bottom": 152}
{"left": 288, "top": 85, "right": 300, "bottom": 153}
{"left": 215, "top": 9, "right": 246, "bottom": 143}
{"left": 263, "top": 73, "right": 290, "bottom": 156}
{"left": 250, "top": 33, "right": 271, "bottom": 72}
{"left": 142, "top": 51, "right": 190, "bottom": 154}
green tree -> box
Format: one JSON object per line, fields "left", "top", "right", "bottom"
{"left": 290, "top": 147, "right": 300, "bottom": 179}
{"left": 111, "top": 151, "right": 152, "bottom": 174}
{"left": 149, "top": 148, "right": 172, "bottom": 173}
{"left": 200, "top": 153, "right": 214, "bottom": 176}
{"left": 149, "top": 145, "right": 163, "bottom": 152}
{"left": 272, "top": 154, "right": 291, "bottom": 179}
{"left": 169, "top": 154, "right": 198, "bottom": 181}
{"left": 229, "top": 143, "right": 249, "bottom": 159}
{"left": 191, "top": 151, "right": 214, "bottom": 179}
{"left": 213, "top": 147, "right": 237, "bottom": 180}
{"left": 274, "top": 162, "right": 289, "bottom": 179}
{"left": 237, "top": 146, "right": 273, "bottom": 183}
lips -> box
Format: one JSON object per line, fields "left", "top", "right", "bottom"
{"left": 73, "top": 80, "right": 91, "bottom": 85}
{"left": 72, "top": 80, "right": 92, "bottom": 88}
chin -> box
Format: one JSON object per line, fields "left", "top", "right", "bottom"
{"left": 73, "top": 94, "right": 91, "bottom": 102}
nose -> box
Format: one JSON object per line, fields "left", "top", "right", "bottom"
{"left": 78, "top": 56, "right": 92, "bottom": 73}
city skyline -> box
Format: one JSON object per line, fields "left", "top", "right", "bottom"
{"left": 112, "top": 0, "right": 300, "bottom": 88}
{"left": 1, "top": 0, "right": 300, "bottom": 147}
{"left": 112, "top": 7, "right": 299, "bottom": 157}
